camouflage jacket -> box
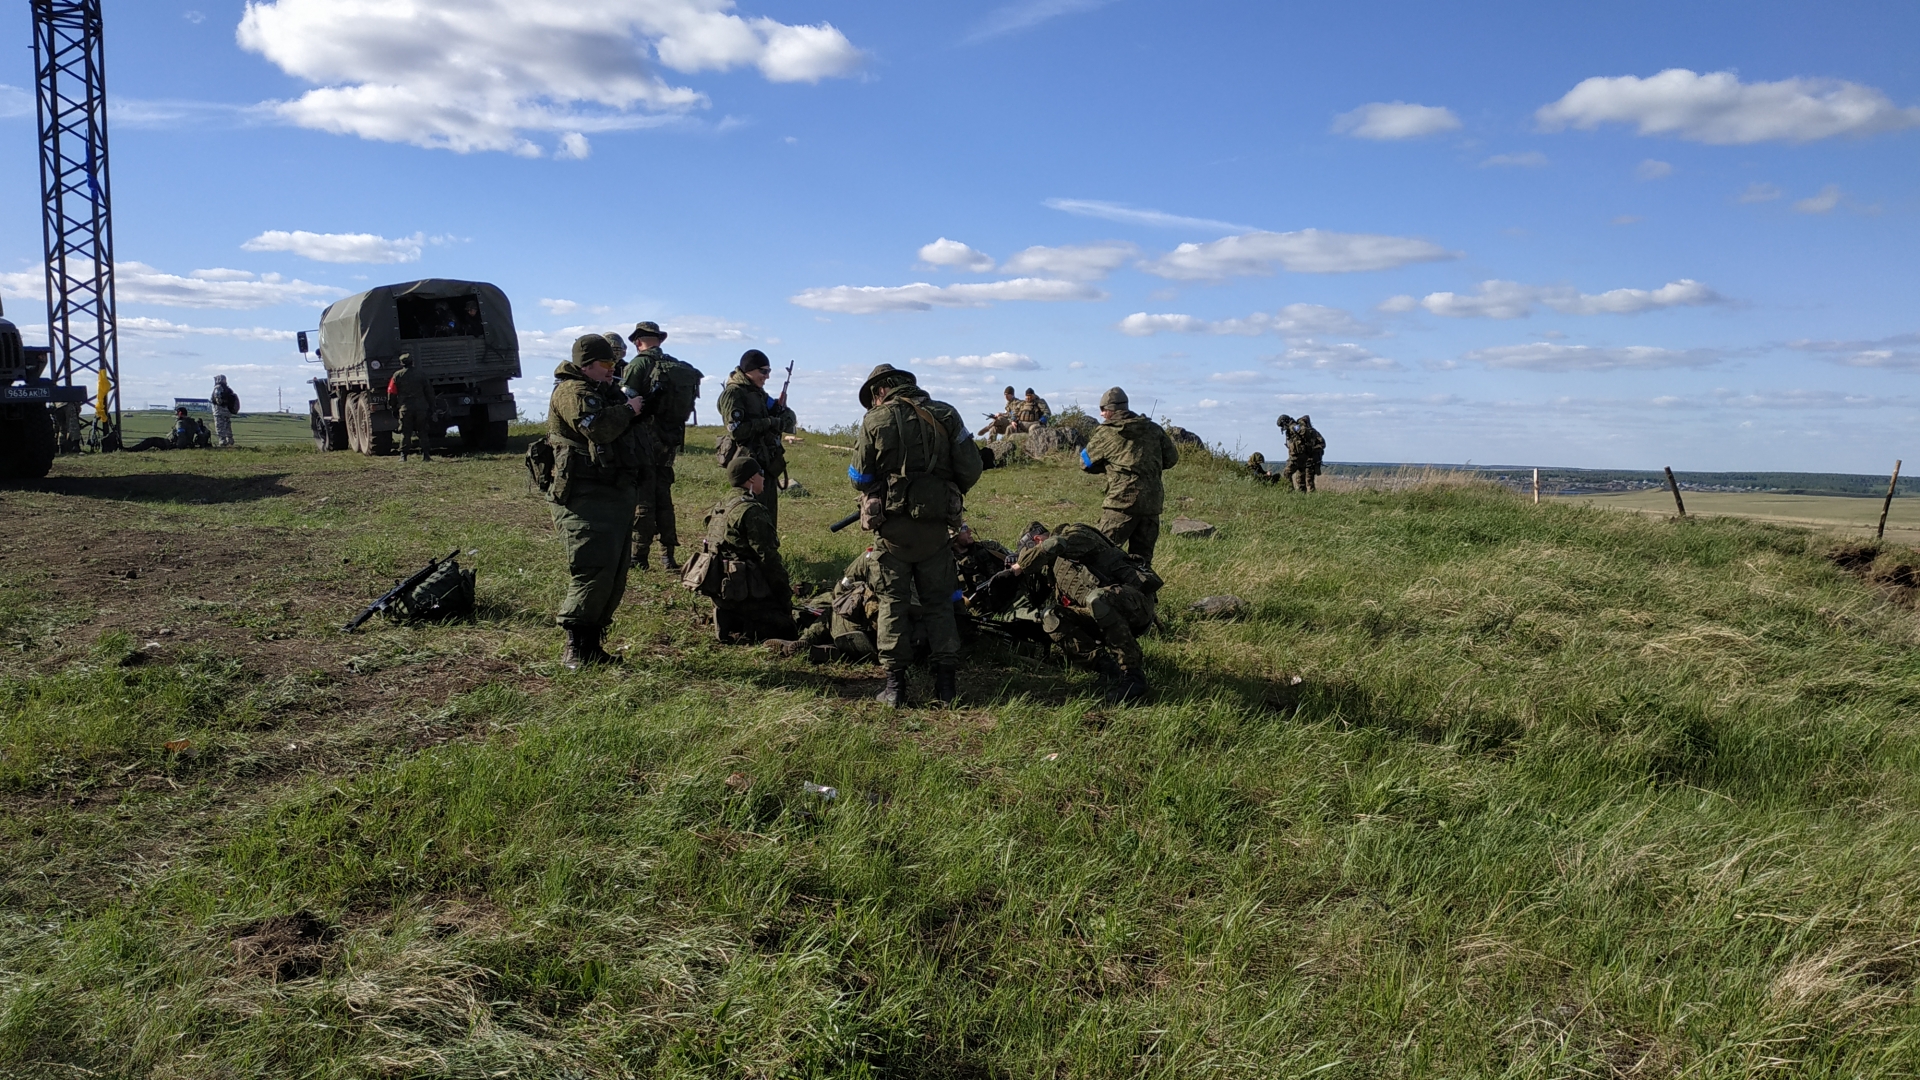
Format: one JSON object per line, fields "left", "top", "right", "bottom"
{"left": 547, "top": 360, "right": 648, "bottom": 488}
{"left": 386, "top": 366, "right": 436, "bottom": 412}
{"left": 717, "top": 370, "right": 793, "bottom": 473}
{"left": 704, "top": 489, "right": 789, "bottom": 597}
{"left": 1009, "top": 397, "right": 1046, "bottom": 423}
{"left": 1081, "top": 411, "right": 1179, "bottom": 515}
{"left": 1015, "top": 523, "right": 1140, "bottom": 608}
{"left": 1296, "top": 422, "right": 1326, "bottom": 459}
{"left": 850, "top": 384, "right": 981, "bottom": 561}
{"left": 954, "top": 537, "right": 1013, "bottom": 596}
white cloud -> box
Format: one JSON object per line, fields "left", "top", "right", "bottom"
{"left": 120, "top": 316, "right": 298, "bottom": 342}
{"left": 1331, "top": 101, "right": 1461, "bottom": 140}
{"left": 964, "top": 0, "right": 1113, "bottom": 43}
{"left": 917, "top": 238, "right": 995, "bottom": 272}
{"left": 1536, "top": 68, "right": 1920, "bottom": 144}
{"left": 1197, "top": 398, "right": 1221, "bottom": 408}
{"left": 1481, "top": 151, "right": 1549, "bottom": 168}
{"left": 1793, "top": 184, "right": 1843, "bottom": 214}
{"left": 916, "top": 352, "right": 1039, "bottom": 370}
{"left": 1142, "top": 229, "right": 1456, "bottom": 279}
{"left": 0, "top": 262, "right": 342, "bottom": 310}
{"left": 1793, "top": 333, "right": 1920, "bottom": 371}
{"left": 999, "top": 241, "right": 1137, "bottom": 281}
{"left": 1737, "top": 182, "right": 1783, "bottom": 203}
{"left": 1118, "top": 303, "right": 1377, "bottom": 338}
{"left": 241, "top": 229, "right": 429, "bottom": 264}
{"left": 556, "top": 131, "right": 592, "bottom": 159}
{"left": 1396, "top": 278, "right": 1723, "bottom": 319}
{"left": 663, "top": 314, "right": 753, "bottom": 341}
{"left": 236, "top": 0, "right": 864, "bottom": 156}
{"left": 790, "top": 277, "right": 1102, "bottom": 314}
{"left": 1208, "top": 370, "right": 1271, "bottom": 385}
{"left": 1636, "top": 158, "right": 1673, "bottom": 180}
{"left": 1466, "top": 342, "right": 1720, "bottom": 372}
{"left": 540, "top": 298, "right": 580, "bottom": 316}
{"left": 1270, "top": 340, "right": 1400, "bottom": 372}
{"left": 1043, "top": 198, "right": 1251, "bottom": 234}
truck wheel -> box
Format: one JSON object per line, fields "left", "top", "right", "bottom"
{"left": 0, "top": 404, "right": 57, "bottom": 479}
{"left": 345, "top": 393, "right": 369, "bottom": 453}
{"left": 309, "top": 404, "right": 345, "bottom": 451}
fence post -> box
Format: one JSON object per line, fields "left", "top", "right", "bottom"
{"left": 1533, "top": 468, "right": 1540, "bottom": 505}
{"left": 1877, "top": 459, "right": 1902, "bottom": 541}
{"left": 1664, "top": 466, "right": 1687, "bottom": 518}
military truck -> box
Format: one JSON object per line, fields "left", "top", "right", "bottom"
{"left": 308, "top": 279, "right": 521, "bottom": 455}
{"left": 0, "top": 301, "right": 88, "bottom": 479}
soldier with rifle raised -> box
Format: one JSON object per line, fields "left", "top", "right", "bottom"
{"left": 716, "top": 348, "right": 796, "bottom": 529}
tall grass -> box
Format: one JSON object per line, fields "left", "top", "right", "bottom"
{"left": 1, "top": 435, "right": 1918, "bottom": 1076}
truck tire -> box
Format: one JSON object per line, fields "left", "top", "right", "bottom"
{"left": 347, "top": 393, "right": 394, "bottom": 456}
{"left": 309, "top": 402, "right": 346, "bottom": 451}
{"left": 0, "top": 404, "right": 57, "bottom": 479}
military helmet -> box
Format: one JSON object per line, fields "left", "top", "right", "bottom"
{"left": 1099, "top": 387, "right": 1128, "bottom": 410}
{"left": 726, "top": 454, "right": 763, "bottom": 488}
{"left": 858, "top": 363, "right": 918, "bottom": 409}
{"left": 1275, "top": 414, "right": 1294, "bottom": 427}
{"left": 213, "top": 374, "right": 227, "bottom": 384}
{"left": 1248, "top": 451, "right": 1265, "bottom": 465}
{"left": 572, "top": 334, "right": 615, "bottom": 366}
{"left": 602, "top": 332, "right": 628, "bottom": 359}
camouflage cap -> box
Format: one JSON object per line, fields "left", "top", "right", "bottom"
{"left": 572, "top": 334, "right": 615, "bottom": 366}
{"left": 602, "top": 332, "right": 628, "bottom": 359}
{"left": 726, "top": 454, "right": 763, "bottom": 488}
{"left": 1099, "top": 386, "right": 1128, "bottom": 410}
{"left": 629, "top": 320, "right": 667, "bottom": 342}
{"left": 858, "top": 363, "right": 918, "bottom": 409}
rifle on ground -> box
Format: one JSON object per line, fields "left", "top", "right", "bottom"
{"left": 829, "top": 510, "right": 861, "bottom": 532}
{"left": 343, "top": 548, "right": 460, "bottom": 632}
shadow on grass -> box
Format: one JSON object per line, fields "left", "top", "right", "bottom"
{"left": 23, "top": 472, "right": 295, "bottom": 504}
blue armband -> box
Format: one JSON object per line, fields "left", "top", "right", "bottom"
{"left": 848, "top": 464, "right": 874, "bottom": 485}
{"left": 951, "top": 589, "right": 964, "bottom": 602}
{"left": 1079, "top": 447, "right": 1092, "bottom": 468}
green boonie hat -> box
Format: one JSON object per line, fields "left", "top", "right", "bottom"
{"left": 572, "top": 334, "right": 615, "bottom": 366}
{"left": 858, "top": 363, "right": 918, "bottom": 409}
{"left": 727, "top": 455, "right": 763, "bottom": 488}
{"left": 629, "top": 321, "right": 666, "bottom": 341}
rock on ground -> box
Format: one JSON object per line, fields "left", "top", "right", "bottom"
{"left": 1188, "top": 595, "right": 1246, "bottom": 618}
{"left": 1170, "top": 516, "right": 1216, "bottom": 538}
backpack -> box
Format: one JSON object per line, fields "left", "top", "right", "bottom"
{"left": 219, "top": 387, "right": 240, "bottom": 413}
{"left": 389, "top": 557, "right": 476, "bottom": 621}
{"left": 650, "top": 356, "right": 704, "bottom": 433}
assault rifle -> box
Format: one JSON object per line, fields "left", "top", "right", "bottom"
{"left": 829, "top": 510, "right": 861, "bottom": 532}
{"left": 343, "top": 548, "right": 460, "bottom": 632}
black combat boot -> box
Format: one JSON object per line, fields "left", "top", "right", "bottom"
{"left": 631, "top": 545, "right": 651, "bottom": 571}
{"left": 581, "top": 625, "right": 617, "bottom": 665}
{"left": 875, "top": 666, "right": 910, "bottom": 709}
{"left": 931, "top": 663, "right": 957, "bottom": 706}
{"left": 561, "top": 627, "right": 588, "bottom": 671}
{"left": 662, "top": 547, "right": 680, "bottom": 571}
{"left": 1109, "top": 663, "right": 1149, "bottom": 704}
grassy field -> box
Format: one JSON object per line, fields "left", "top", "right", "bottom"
{"left": 119, "top": 409, "right": 320, "bottom": 447}
{"left": 3, "top": 431, "right": 1919, "bottom": 1077}
{"left": 1560, "top": 489, "right": 1920, "bottom": 548}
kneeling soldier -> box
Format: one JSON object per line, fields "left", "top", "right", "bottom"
{"left": 693, "top": 455, "right": 797, "bottom": 643}
{"left": 783, "top": 548, "right": 929, "bottom": 664}
{"left": 1010, "top": 521, "right": 1162, "bottom": 702}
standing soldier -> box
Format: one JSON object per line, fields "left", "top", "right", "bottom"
{"left": 717, "top": 349, "right": 795, "bottom": 529}
{"left": 623, "top": 321, "right": 704, "bottom": 572}
{"left": 848, "top": 363, "right": 983, "bottom": 707}
{"left": 695, "top": 456, "right": 797, "bottom": 643}
{"left": 210, "top": 375, "right": 239, "bottom": 447}
{"left": 1295, "top": 414, "right": 1326, "bottom": 492}
{"left": 386, "top": 352, "right": 438, "bottom": 462}
{"left": 545, "top": 335, "right": 650, "bottom": 669}
{"left": 1079, "top": 386, "right": 1179, "bottom": 566}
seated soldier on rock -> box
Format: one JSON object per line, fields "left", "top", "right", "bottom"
{"left": 1007, "top": 520, "right": 1163, "bottom": 702}
{"left": 687, "top": 455, "right": 798, "bottom": 643}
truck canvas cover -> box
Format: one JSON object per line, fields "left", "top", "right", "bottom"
{"left": 318, "top": 279, "right": 519, "bottom": 376}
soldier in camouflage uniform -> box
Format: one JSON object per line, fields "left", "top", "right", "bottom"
{"left": 1080, "top": 386, "right": 1180, "bottom": 566}
{"left": 717, "top": 349, "right": 795, "bottom": 529}
{"left": 622, "top": 321, "right": 701, "bottom": 571}
{"left": 1011, "top": 388, "right": 1050, "bottom": 429}
{"left": 779, "top": 547, "right": 928, "bottom": 664}
{"left": 699, "top": 455, "right": 797, "bottom": 643}
{"left": 1295, "top": 414, "right": 1326, "bottom": 491}
{"left": 978, "top": 386, "right": 1019, "bottom": 440}
{"left": 1246, "top": 451, "right": 1282, "bottom": 485}
{"left": 386, "top": 352, "right": 439, "bottom": 462}
{"left": 950, "top": 522, "right": 1013, "bottom": 641}
{"left": 1010, "top": 521, "right": 1161, "bottom": 702}
{"left": 848, "top": 363, "right": 983, "bottom": 707}
{"left": 546, "top": 334, "right": 650, "bottom": 669}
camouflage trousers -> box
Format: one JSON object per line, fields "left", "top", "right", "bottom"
{"left": 551, "top": 482, "right": 638, "bottom": 631}
{"left": 870, "top": 546, "right": 959, "bottom": 669}
{"left": 1285, "top": 459, "right": 1319, "bottom": 491}
{"left": 631, "top": 443, "right": 680, "bottom": 559}
{"left": 1096, "top": 509, "right": 1161, "bottom": 567}
{"left": 212, "top": 406, "right": 234, "bottom": 447}
{"left": 1043, "top": 584, "right": 1154, "bottom": 669}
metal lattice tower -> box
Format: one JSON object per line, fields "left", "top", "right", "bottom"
{"left": 32, "top": 0, "right": 119, "bottom": 436}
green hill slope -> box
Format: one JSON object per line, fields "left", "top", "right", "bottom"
{"left": 2, "top": 434, "right": 1917, "bottom": 1077}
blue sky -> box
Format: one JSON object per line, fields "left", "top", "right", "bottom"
{"left": 0, "top": 0, "right": 1915, "bottom": 471}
